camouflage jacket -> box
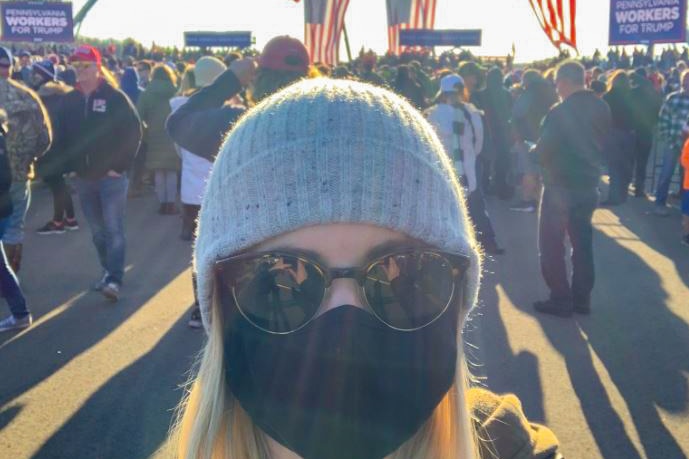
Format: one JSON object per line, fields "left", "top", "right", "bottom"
{"left": 0, "top": 78, "right": 52, "bottom": 182}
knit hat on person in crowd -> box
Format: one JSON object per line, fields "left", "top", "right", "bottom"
{"left": 70, "top": 45, "right": 102, "bottom": 68}
{"left": 258, "top": 35, "right": 310, "bottom": 73}
{"left": 32, "top": 60, "right": 56, "bottom": 82}
{"left": 0, "top": 47, "right": 12, "bottom": 67}
{"left": 193, "top": 56, "right": 226, "bottom": 88}
{"left": 194, "top": 78, "right": 482, "bottom": 332}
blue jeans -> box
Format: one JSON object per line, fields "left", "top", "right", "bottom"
{"left": 655, "top": 143, "right": 680, "bottom": 207}
{"left": 75, "top": 175, "right": 129, "bottom": 285}
{"left": 0, "top": 218, "right": 29, "bottom": 318}
{"left": 1, "top": 181, "right": 31, "bottom": 245}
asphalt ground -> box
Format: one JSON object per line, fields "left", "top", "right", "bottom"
{"left": 0, "top": 183, "right": 687, "bottom": 459}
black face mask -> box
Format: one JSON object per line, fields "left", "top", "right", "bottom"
{"left": 223, "top": 297, "right": 459, "bottom": 459}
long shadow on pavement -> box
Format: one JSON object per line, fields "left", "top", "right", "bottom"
{"left": 497, "top": 208, "right": 689, "bottom": 459}
{"left": 464, "top": 263, "right": 546, "bottom": 423}
{"left": 574, "top": 223, "right": 689, "bottom": 459}
{"left": 0, "top": 193, "right": 192, "bottom": 410}
{"left": 30, "top": 314, "right": 202, "bottom": 459}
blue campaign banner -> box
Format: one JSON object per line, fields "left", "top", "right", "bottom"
{"left": 399, "top": 29, "right": 482, "bottom": 47}
{"left": 184, "top": 31, "right": 252, "bottom": 48}
{"left": 1, "top": 1, "right": 74, "bottom": 43}
{"left": 609, "top": 0, "right": 686, "bottom": 45}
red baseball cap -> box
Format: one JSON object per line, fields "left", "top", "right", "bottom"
{"left": 70, "top": 45, "right": 102, "bottom": 67}
{"left": 258, "top": 36, "right": 309, "bottom": 73}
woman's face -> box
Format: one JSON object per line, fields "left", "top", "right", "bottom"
{"left": 253, "top": 223, "right": 412, "bottom": 317}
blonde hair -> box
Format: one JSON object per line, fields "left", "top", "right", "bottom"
{"left": 100, "top": 65, "right": 119, "bottom": 89}
{"left": 171, "top": 285, "right": 481, "bottom": 459}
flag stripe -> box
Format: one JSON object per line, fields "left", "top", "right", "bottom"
{"left": 529, "top": 0, "right": 577, "bottom": 50}
{"left": 386, "top": 0, "right": 438, "bottom": 55}
{"left": 303, "top": 0, "right": 350, "bottom": 65}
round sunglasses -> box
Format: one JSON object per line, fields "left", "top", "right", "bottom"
{"left": 215, "top": 246, "right": 470, "bottom": 334}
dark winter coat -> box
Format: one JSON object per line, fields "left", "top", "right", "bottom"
{"left": 536, "top": 89, "right": 612, "bottom": 191}
{"left": 165, "top": 69, "right": 245, "bottom": 160}
{"left": 603, "top": 87, "right": 637, "bottom": 163}
{"left": 629, "top": 79, "right": 663, "bottom": 140}
{"left": 475, "top": 70, "right": 513, "bottom": 159}
{"left": 136, "top": 79, "right": 179, "bottom": 171}
{"left": 68, "top": 79, "right": 143, "bottom": 179}
{"left": 34, "top": 81, "right": 82, "bottom": 179}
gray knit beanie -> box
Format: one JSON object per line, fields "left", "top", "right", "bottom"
{"left": 195, "top": 78, "right": 482, "bottom": 332}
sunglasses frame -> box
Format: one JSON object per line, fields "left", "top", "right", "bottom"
{"left": 215, "top": 246, "right": 471, "bottom": 334}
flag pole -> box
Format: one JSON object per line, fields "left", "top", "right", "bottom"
{"left": 342, "top": 21, "right": 353, "bottom": 62}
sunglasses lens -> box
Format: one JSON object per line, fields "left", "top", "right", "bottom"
{"left": 364, "top": 251, "right": 456, "bottom": 330}
{"left": 222, "top": 254, "right": 325, "bottom": 333}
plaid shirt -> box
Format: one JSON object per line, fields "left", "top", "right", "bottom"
{"left": 657, "top": 90, "right": 689, "bottom": 148}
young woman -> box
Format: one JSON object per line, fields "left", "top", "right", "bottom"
{"left": 172, "top": 79, "right": 561, "bottom": 459}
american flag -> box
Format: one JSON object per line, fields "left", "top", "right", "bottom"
{"left": 386, "top": 0, "right": 437, "bottom": 55}
{"left": 303, "top": 0, "right": 351, "bottom": 65}
{"left": 528, "top": 0, "right": 577, "bottom": 51}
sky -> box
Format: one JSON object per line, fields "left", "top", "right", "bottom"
{"left": 70, "top": 0, "right": 614, "bottom": 62}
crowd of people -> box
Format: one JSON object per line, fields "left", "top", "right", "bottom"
{"left": 1, "top": 33, "right": 689, "bottom": 459}
{"left": 0, "top": 38, "right": 688, "bottom": 328}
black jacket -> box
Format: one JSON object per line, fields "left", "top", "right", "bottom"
{"left": 165, "top": 70, "right": 246, "bottom": 160}
{"left": 69, "top": 79, "right": 142, "bottom": 179}
{"left": 0, "top": 126, "right": 13, "bottom": 219}
{"left": 629, "top": 80, "right": 663, "bottom": 139}
{"left": 536, "top": 90, "right": 612, "bottom": 191}
{"left": 33, "top": 82, "right": 83, "bottom": 178}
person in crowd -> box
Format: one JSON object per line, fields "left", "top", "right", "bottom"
{"left": 170, "top": 65, "right": 210, "bottom": 243}
{"left": 359, "top": 50, "right": 386, "bottom": 87}
{"left": 590, "top": 79, "right": 607, "bottom": 97}
{"left": 30, "top": 60, "right": 81, "bottom": 235}
{"left": 533, "top": 60, "right": 612, "bottom": 317}
{"left": 170, "top": 77, "right": 561, "bottom": 459}
{"left": 16, "top": 50, "right": 33, "bottom": 86}
{"left": 426, "top": 74, "right": 505, "bottom": 255}
{"left": 0, "top": 111, "right": 32, "bottom": 333}
{"left": 120, "top": 66, "right": 142, "bottom": 104}
{"left": 223, "top": 51, "right": 242, "bottom": 68}
{"left": 602, "top": 70, "right": 636, "bottom": 206}
{"left": 393, "top": 64, "right": 426, "bottom": 110}
{"left": 58, "top": 66, "right": 77, "bottom": 87}
{"left": 0, "top": 47, "right": 52, "bottom": 272}
{"left": 167, "top": 36, "right": 312, "bottom": 329}
{"left": 654, "top": 69, "right": 689, "bottom": 216}
{"left": 474, "top": 66, "right": 514, "bottom": 199}
{"left": 0, "top": 47, "right": 13, "bottom": 80}
{"left": 458, "top": 61, "right": 485, "bottom": 102}
{"left": 137, "top": 64, "right": 180, "bottom": 215}
{"left": 68, "top": 45, "right": 142, "bottom": 302}
{"left": 629, "top": 68, "right": 663, "bottom": 198}
{"left": 510, "top": 69, "right": 558, "bottom": 213}
{"left": 136, "top": 59, "right": 152, "bottom": 88}
{"left": 681, "top": 132, "right": 689, "bottom": 246}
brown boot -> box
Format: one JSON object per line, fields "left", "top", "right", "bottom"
{"left": 3, "top": 243, "right": 22, "bottom": 273}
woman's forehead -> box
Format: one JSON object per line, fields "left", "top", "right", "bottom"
{"left": 254, "top": 223, "right": 414, "bottom": 265}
